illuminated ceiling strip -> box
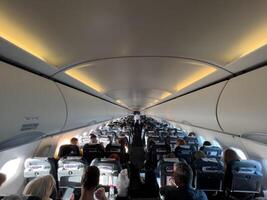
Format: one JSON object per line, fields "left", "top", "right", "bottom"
{"left": 175, "top": 67, "right": 216, "bottom": 92}
{"left": 65, "top": 70, "right": 104, "bottom": 93}
{"left": 160, "top": 91, "right": 172, "bottom": 99}
{"left": 0, "top": 35, "right": 46, "bottom": 62}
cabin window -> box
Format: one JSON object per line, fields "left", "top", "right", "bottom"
{"left": 0, "top": 158, "right": 21, "bottom": 180}
{"left": 198, "top": 135, "right": 205, "bottom": 145}
{"left": 230, "top": 147, "right": 247, "bottom": 160}
{"left": 213, "top": 140, "right": 222, "bottom": 148}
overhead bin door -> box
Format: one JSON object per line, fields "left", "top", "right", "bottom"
{"left": 218, "top": 66, "right": 267, "bottom": 135}
{"left": 145, "top": 82, "right": 227, "bottom": 131}
{"left": 57, "top": 84, "right": 128, "bottom": 131}
{"left": 0, "top": 62, "right": 66, "bottom": 145}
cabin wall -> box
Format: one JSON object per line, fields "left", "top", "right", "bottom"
{"left": 0, "top": 141, "right": 40, "bottom": 195}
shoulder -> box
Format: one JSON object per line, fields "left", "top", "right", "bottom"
{"left": 193, "top": 189, "right": 208, "bottom": 200}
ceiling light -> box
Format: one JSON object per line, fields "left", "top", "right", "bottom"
{"left": 65, "top": 69, "right": 104, "bottom": 93}
{"left": 0, "top": 35, "right": 46, "bottom": 62}
{"left": 160, "top": 92, "right": 172, "bottom": 99}
{"left": 175, "top": 67, "right": 216, "bottom": 92}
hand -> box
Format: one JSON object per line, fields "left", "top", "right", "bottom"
{"left": 168, "top": 177, "right": 177, "bottom": 187}
{"left": 94, "top": 187, "right": 107, "bottom": 200}
{"left": 70, "top": 193, "right": 75, "bottom": 200}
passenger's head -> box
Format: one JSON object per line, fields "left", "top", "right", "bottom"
{"left": 90, "top": 134, "right": 98, "bottom": 144}
{"left": 166, "top": 153, "right": 176, "bottom": 158}
{"left": 0, "top": 173, "right": 6, "bottom": 187}
{"left": 202, "top": 141, "right": 212, "bottom": 147}
{"left": 82, "top": 166, "right": 100, "bottom": 191}
{"left": 109, "top": 153, "right": 120, "bottom": 161}
{"left": 176, "top": 138, "right": 186, "bottom": 146}
{"left": 173, "top": 162, "right": 193, "bottom": 187}
{"left": 188, "top": 132, "right": 196, "bottom": 137}
{"left": 193, "top": 150, "right": 206, "bottom": 161}
{"left": 70, "top": 137, "right": 78, "bottom": 145}
{"left": 23, "top": 175, "right": 56, "bottom": 200}
{"left": 224, "top": 148, "right": 240, "bottom": 165}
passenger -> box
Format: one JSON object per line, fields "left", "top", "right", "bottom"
{"left": 70, "top": 137, "right": 78, "bottom": 145}
{"left": 160, "top": 162, "right": 208, "bottom": 200}
{"left": 174, "top": 139, "right": 186, "bottom": 157}
{"left": 23, "top": 175, "right": 56, "bottom": 200}
{"left": 199, "top": 141, "right": 212, "bottom": 151}
{"left": 175, "top": 138, "right": 186, "bottom": 147}
{"left": 80, "top": 166, "right": 107, "bottom": 200}
{"left": 192, "top": 150, "right": 206, "bottom": 162}
{"left": 0, "top": 172, "right": 6, "bottom": 187}
{"left": 89, "top": 134, "right": 98, "bottom": 144}
{"left": 90, "top": 134, "right": 105, "bottom": 152}
{"left": 188, "top": 132, "right": 196, "bottom": 137}
{"left": 223, "top": 148, "right": 240, "bottom": 189}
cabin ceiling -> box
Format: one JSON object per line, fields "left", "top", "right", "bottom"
{"left": 1, "top": 0, "right": 267, "bottom": 110}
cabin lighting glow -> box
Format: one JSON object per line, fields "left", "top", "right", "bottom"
{"left": 54, "top": 138, "right": 72, "bottom": 158}
{"left": 65, "top": 69, "right": 104, "bottom": 93}
{"left": 160, "top": 92, "right": 172, "bottom": 99}
{"left": 0, "top": 35, "right": 46, "bottom": 62}
{"left": 175, "top": 67, "right": 216, "bottom": 92}
{"left": 0, "top": 158, "right": 21, "bottom": 181}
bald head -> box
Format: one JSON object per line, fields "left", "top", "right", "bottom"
{"left": 0, "top": 173, "right": 6, "bottom": 187}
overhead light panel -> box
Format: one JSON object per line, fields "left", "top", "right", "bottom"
{"left": 160, "top": 92, "right": 172, "bottom": 99}
{"left": 175, "top": 67, "right": 216, "bottom": 92}
{"left": 65, "top": 69, "right": 104, "bottom": 93}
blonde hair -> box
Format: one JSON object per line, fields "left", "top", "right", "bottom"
{"left": 23, "top": 175, "right": 56, "bottom": 200}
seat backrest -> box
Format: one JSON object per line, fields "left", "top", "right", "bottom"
{"left": 175, "top": 144, "right": 197, "bottom": 164}
{"left": 153, "top": 143, "right": 171, "bottom": 161}
{"left": 90, "top": 158, "right": 121, "bottom": 187}
{"left": 193, "top": 158, "right": 224, "bottom": 191}
{"left": 201, "top": 146, "right": 222, "bottom": 158}
{"left": 158, "top": 158, "right": 179, "bottom": 187}
{"left": 24, "top": 157, "right": 52, "bottom": 178}
{"left": 57, "top": 157, "right": 84, "bottom": 189}
{"left": 58, "top": 144, "right": 80, "bottom": 158}
{"left": 184, "top": 136, "right": 199, "bottom": 147}
{"left": 82, "top": 143, "right": 105, "bottom": 164}
{"left": 227, "top": 160, "right": 263, "bottom": 193}
{"left": 105, "top": 144, "right": 122, "bottom": 157}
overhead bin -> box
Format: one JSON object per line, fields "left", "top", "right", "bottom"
{"left": 145, "top": 82, "right": 227, "bottom": 131}
{"left": 57, "top": 84, "right": 128, "bottom": 131}
{"left": 0, "top": 62, "right": 66, "bottom": 145}
{"left": 218, "top": 66, "right": 267, "bottom": 135}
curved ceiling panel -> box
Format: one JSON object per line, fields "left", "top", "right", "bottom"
{"left": 63, "top": 57, "right": 228, "bottom": 109}
{"left": 1, "top": 0, "right": 267, "bottom": 69}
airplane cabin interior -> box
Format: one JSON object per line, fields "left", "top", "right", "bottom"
{"left": 0, "top": 1, "right": 267, "bottom": 200}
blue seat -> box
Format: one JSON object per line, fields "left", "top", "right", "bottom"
{"left": 193, "top": 158, "right": 224, "bottom": 191}
{"left": 175, "top": 144, "right": 197, "bottom": 164}
{"left": 157, "top": 158, "right": 179, "bottom": 187}
{"left": 201, "top": 146, "right": 222, "bottom": 158}
{"left": 226, "top": 160, "right": 263, "bottom": 193}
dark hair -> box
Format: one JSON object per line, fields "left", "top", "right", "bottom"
{"left": 173, "top": 162, "right": 193, "bottom": 186}
{"left": 90, "top": 134, "right": 97, "bottom": 139}
{"left": 70, "top": 137, "right": 78, "bottom": 144}
{"left": 82, "top": 166, "right": 100, "bottom": 190}
{"left": 203, "top": 141, "right": 212, "bottom": 146}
